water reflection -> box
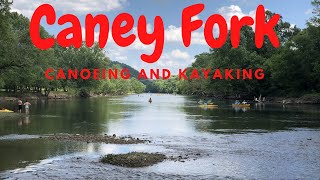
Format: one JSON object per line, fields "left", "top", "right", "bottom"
{"left": 233, "top": 107, "right": 250, "bottom": 112}
{"left": 17, "top": 116, "right": 31, "bottom": 127}
{"left": 0, "top": 139, "right": 87, "bottom": 171}
{"left": 254, "top": 103, "right": 266, "bottom": 111}
{"left": 0, "top": 98, "right": 142, "bottom": 136}
{"left": 183, "top": 97, "right": 320, "bottom": 133}
{"left": 1, "top": 95, "right": 320, "bottom": 136}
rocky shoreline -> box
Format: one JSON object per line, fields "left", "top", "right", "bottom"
{"left": 200, "top": 93, "right": 320, "bottom": 104}
{"left": 101, "top": 152, "right": 166, "bottom": 167}
{"left": 42, "top": 134, "right": 148, "bottom": 144}
{"left": 1, "top": 130, "right": 320, "bottom": 179}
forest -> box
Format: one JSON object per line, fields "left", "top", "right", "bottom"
{"left": 0, "top": 0, "right": 146, "bottom": 97}
{"left": 0, "top": 0, "right": 320, "bottom": 99}
{"left": 160, "top": 0, "right": 320, "bottom": 99}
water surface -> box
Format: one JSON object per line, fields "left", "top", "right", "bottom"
{"left": 0, "top": 94, "right": 320, "bottom": 178}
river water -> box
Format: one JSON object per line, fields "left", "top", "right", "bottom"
{"left": 0, "top": 94, "right": 320, "bottom": 179}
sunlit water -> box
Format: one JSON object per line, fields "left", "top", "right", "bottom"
{"left": 0, "top": 94, "right": 320, "bottom": 178}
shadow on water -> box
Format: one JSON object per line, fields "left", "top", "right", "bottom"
{"left": 0, "top": 97, "right": 143, "bottom": 136}
{"left": 0, "top": 138, "right": 87, "bottom": 171}
{"left": 182, "top": 96, "right": 320, "bottom": 133}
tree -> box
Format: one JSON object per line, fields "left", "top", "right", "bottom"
{"left": 177, "top": 10, "right": 304, "bottom": 98}
{"left": 0, "top": 0, "right": 11, "bottom": 14}
{"left": 130, "top": 78, "right": 146, "bottom": 94}
{"left": 310, "top": 0, "right": 320, "bottom": 26}
{"left": 55, "top": 44, "right": 109, "bottom": 97}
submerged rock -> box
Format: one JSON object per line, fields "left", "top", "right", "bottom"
{"left": 44, "top": 134, "right": 147, "bottom": 144}
{"left": 101, "top": 152, "right": 166, "bottom": 167}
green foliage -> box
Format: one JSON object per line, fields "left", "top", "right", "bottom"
{"left": 129, "top": 78, "right": 146, "bottom": 94}
{"left": 310, "top": 0, "right": 320, "bottom": 26}
{"left": 177, "top": 8, "right": 319, "bottom": 98}
{"left": 1, "top": 1, "right": 319, "bottom": 99}
{"left": 153, "top": 76, "right": 180, "bottom": 94}
{"left": 267, "top": 24, "right": 320, "bottom": 96}
{"left": 0, "top": 0, "right": 11, "bottom": 14}
{"left": 0, "top": 6, "right": 146, "bottom": 97}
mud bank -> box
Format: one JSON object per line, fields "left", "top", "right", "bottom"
{"left": 43, "top": 134, "right": 147, "bottom": 144}
{"left": 199, "top": 93, "right": 320, "bottom": 104}
{"left": 279, "top": 94, "right": 320, "bottom": 104}
{"left": 47, "top": 92, "right": 73, "bottom": 99}
{"left": 101, "top": 152, "right": 166, "bottom": 167}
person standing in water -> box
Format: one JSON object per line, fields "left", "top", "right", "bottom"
{"left": 18, "top": 99, "right": 23, "bottom": 113}
{"left": 149, "top": 98, "right": 152, "bottom": 104}
{"left": 24, "top": 100, "right": 31, "bottom": 114}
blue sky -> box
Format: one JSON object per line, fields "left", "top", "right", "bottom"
{"left": 11, "top": 0, "right": 314, "bottom": 74}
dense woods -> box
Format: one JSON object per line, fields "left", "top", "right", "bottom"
{"left": 0, "top": 0, "right": 319, "bottom": 99}
{"left": 0, "top": 1, "right": 145, "bottom": 97}
{"left": 175, "top": 1, "right": 320, "bottom": 99}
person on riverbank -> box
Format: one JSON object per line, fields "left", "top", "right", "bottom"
{"left": 18, "top": 99, "right": 23, "bottom": 113}
{"left": 24, "top": 100, "right": 31, "bottom": 114}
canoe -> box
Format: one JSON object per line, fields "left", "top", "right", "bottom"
{"left": 232, "top": 104, "right": 250, "bottom": 107}
{"left": 0, "top": 109, "right": 14, "bottom": 113}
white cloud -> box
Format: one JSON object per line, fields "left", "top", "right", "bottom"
{"left": 115, "top": 56, "right": 128, "bottom": 61}
{"left": 170, "top": 49, "right": 190, "bottom": 60}
{"left": 218, "top": 5, "right": 246, "bottom": 19}
{"left": 165, "top": 25, "right": 206, "bottom": 45}
{"left": 80, "top": 25, "right": 154, "bottom": 51}
{"left": 164, "top": 5, "right": 256, "bottom": 45}
{"left": 191, "top": 15, "right": 200, "bottom": 21}
{"left": 305, "top": 8, "right": 313, "bottom": 15}
{"left": 131, "top": 40, "right": 155, "bottom": 51}
{"left": 165, "top": 25, "right": 182, "bottom": 42}
{"left": 218, "top": 5, "right": 256, "bottom": 29}
{"left": 106, "top": 47, "right": 129, "bottom": 62}
{"left": 153, "top": 49, "right": 194, "bottom": 71}
{"left": 11, "top": 0, "right": 127, "bottom": 18}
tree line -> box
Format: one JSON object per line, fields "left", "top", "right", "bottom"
{"left": 0, "top": 1, "right": 146, "bottom": 97}
{"left": 135, "top": 1, "right": 320, "bottom": 98}
{"left": 173, "top": 1, "right": 320, "bottom": 99}
{"left": 1, "top": 0, "right": 319, "bottom": 98}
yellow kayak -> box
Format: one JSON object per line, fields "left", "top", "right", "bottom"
{"left": 232, "top": 104, "right": 250, "bottom": 107}
{"left": 0, "top": 109, "right": 14, "bottom": 113}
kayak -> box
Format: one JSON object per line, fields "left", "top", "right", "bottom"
{"left": 232, "top": 104, "right": 250, "bottom": 107}
{"left": 0, "top": 109, "right": 14, "bottom": 113}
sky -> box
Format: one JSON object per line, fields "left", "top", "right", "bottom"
{"left": 11, "top": 0, "right": 314, "bottom": 74}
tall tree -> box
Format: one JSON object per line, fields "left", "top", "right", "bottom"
{"left": 310, "top": 0, "right": 320, "bottom": 26}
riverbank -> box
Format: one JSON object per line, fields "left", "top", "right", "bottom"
{"left": 0, "top": 91, "right": 133, "bottom": 101}
{"left": 0, "top": 92, "right": 73, "bottom": 101}
{"left": 196, "top": 93, "right": 320, "bottom": 104}
{"left": 43, "top": 134, "right": 147, "bottom": 144}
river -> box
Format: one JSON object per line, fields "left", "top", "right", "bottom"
{"left": 0, "top": 94, "right": 320, "bottom": 179}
